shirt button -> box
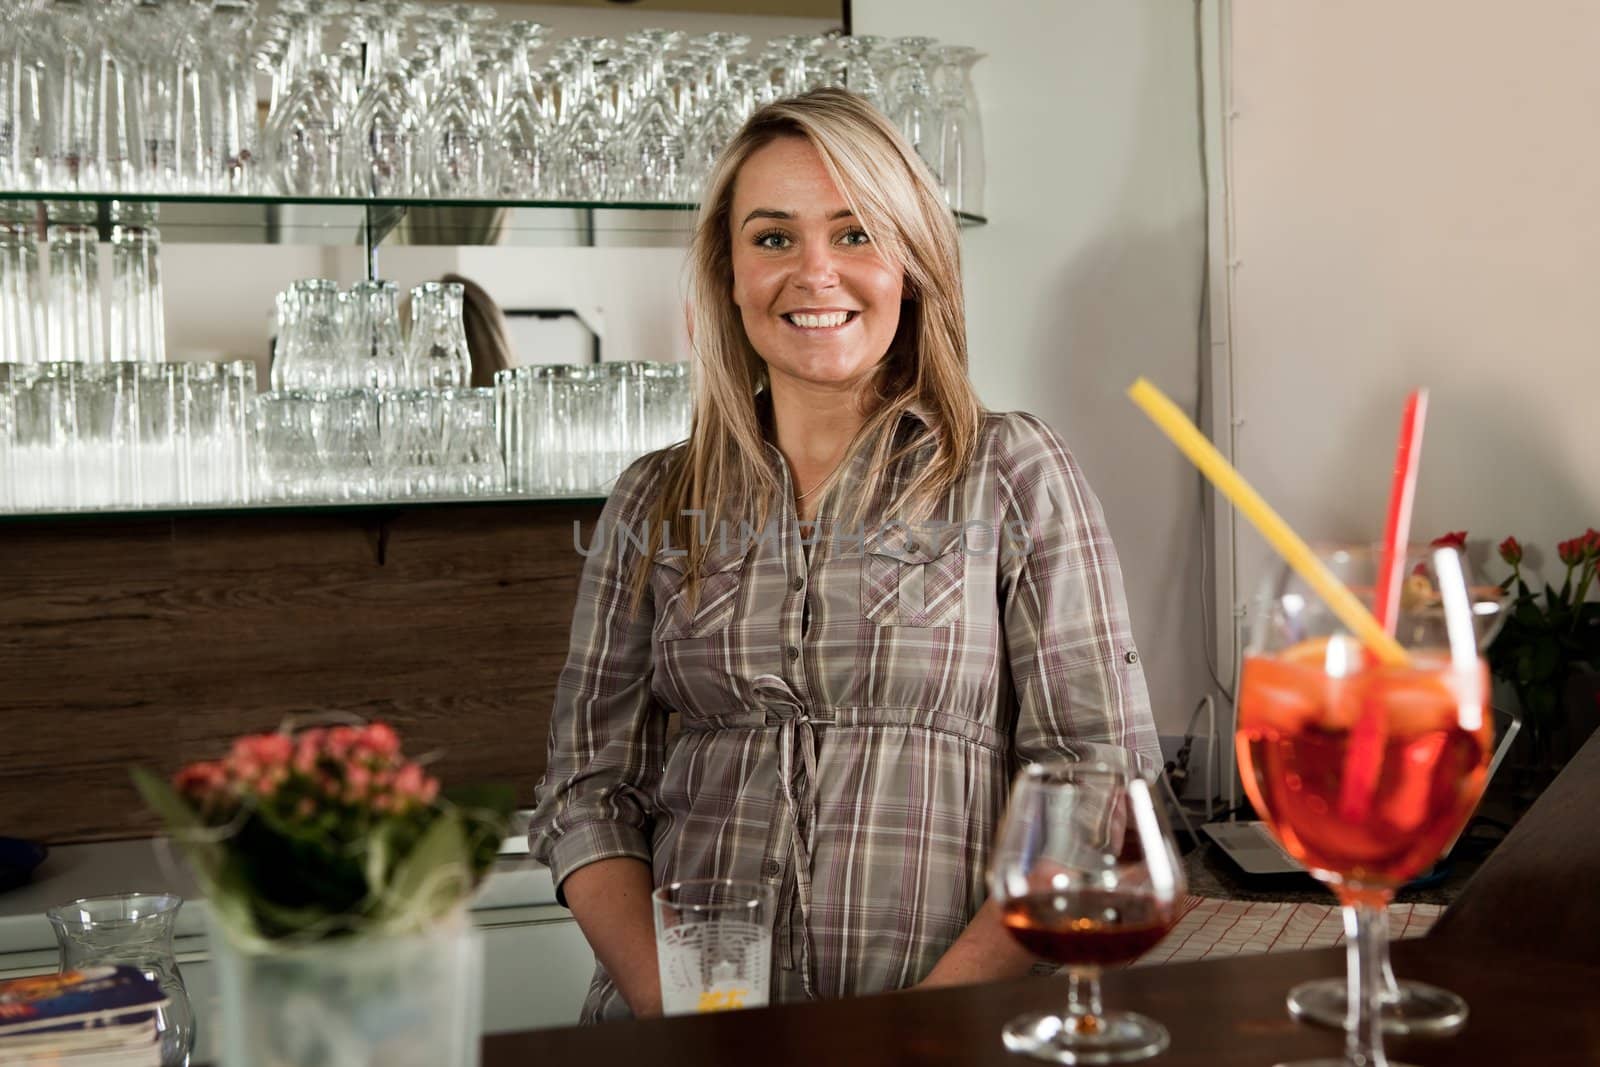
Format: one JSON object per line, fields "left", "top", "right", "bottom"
{"left": 906, "top": 541, "right": 920, "bottom": 554}
{"left": 790, "top": 576, "right": 805, "bottom": 592}
{"left": 1124, "top": 650, "right": 1140, "bottom": 665}
{"left": 761, "top": 859, "right": 781, "bottom": 878}
{"left": 786, "top": 645, "right": 800, "bottom": 662}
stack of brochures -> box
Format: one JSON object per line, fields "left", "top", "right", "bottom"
{"left": 0, "top": 965, "right": 166, "bottom": 1064}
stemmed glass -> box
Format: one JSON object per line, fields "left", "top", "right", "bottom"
{"left": 885, "top": 36, "right": 941, "bottom": 180}
{"left": 620, "top": 29, "right": 687, "bottom": 203}
{"left": 990, "top": 744, "right": 1186, "bottom": 1064}
{"left": 1283, "top": 544, "right": 1509, "bottom": 1038}
{"left": 933, "top": 45, "right": 984, "bottom": 215}
{"left": 684, "top": 32, "right": 748, "bottom": 197}
{"left": 836, "top": 35, "right": 888, "bottom": 112}
{"left": 492, "top": 19, "right": 549, "bottom": 197}
{"left": 263, "top": 1, "right": 349, "bottom": 195}
{"left": 553, "top": 37, "right": 615, "bottom": 201}
{"left": 420, "top": 4, "right": 496, "bottom": 197}
{"left": 1237, "top": 544, "right": 1494, "bottom": 1067}
{"left": 341, "top": 0, "right": 422, "bottom": 196}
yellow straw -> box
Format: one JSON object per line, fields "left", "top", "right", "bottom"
{"left": 1126, "top": 377, "right": 1409, "bottom": 667}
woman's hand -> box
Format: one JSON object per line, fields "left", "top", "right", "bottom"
{"left": 913, "top": 897, "right": 1038, "bottom": 990}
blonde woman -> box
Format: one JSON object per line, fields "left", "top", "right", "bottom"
{"left": 530, "top": 88, "right": 1160, "bottom": 1022}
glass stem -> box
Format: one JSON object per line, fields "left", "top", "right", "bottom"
{"left": 1065, "top": 966, "right": 1105, "bottom": 1034}
{"left": 1374, "top": 907, "right": 1402, "bottom": 1003}
{"left": 1342, "top": 900, "right": 1389, "bottom": 1067}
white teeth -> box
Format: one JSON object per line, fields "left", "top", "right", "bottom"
{"left": 786, "top": 311, "right": 851, "bottom": 329}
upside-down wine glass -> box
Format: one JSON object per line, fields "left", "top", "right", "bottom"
{"left": 1237, "top": 544, "right": 1494, "bottom": 1066}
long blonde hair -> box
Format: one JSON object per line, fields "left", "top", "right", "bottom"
{"left": 636, "top": 88, "right": 982, "bottom": 604}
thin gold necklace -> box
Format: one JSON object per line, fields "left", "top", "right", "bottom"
{"left": 795, "top": 454, "right": 847, "bottom": 500}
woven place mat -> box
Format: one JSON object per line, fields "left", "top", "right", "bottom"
{"left": 1133, "top": 896, "right": 1444, "bottom": 967}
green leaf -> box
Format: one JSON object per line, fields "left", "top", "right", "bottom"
{"left": 441, "top": 782, "right": 516, "bottom": 881}
{"left": 129, "top": 768, "right": 225, "bottom": 888}
{"left": 378, "top": 811, "right": 473, "bottom": 933}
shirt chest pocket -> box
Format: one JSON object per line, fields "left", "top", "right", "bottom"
{"left": 860, "top": 523, "right": 968, "bottom": 628}
{"left": 652, "top": 548, "right": 749, "bottom": 640}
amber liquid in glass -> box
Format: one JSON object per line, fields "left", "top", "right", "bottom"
{"left": 1236, "top": 646, "right": 1492, "bottom": 889}
{"left": 1001, "top": 890, "right": 1176, "bottom": 967}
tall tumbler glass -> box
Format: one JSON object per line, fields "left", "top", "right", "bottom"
{"left": 72, "top": 363, "right": 111, "bottom": 506}
{"left": 135, "top": 361, "right": 177, "bottom": 504}
{"left": 48, "top": 893, "right": 195, "bottom": 1067}
{"left": 180, "top": 361, "right": 222, "bottom": 503}
{"left": 42, "top": 0, "right": 97, "bottom": 190}
{"left": 108, "top": 201, "right": 165, "bottom": 362}
{"left": 108, "top": 361, "right": 141, "bottom": 505}
{"left": 3, "top": 0, "right": 51, "bottom": 192}
{"left": 36, "top": 362, "right": 81, "bottom": 507}
{"left": 406, "top": 281, "right": 471, "bottom": 389}
{"left": 45, "top": 200, "right": 103, "bottom": 363}
{"left": 219, "top": 359, "right": 256, "bottom": 502}
{"left": 492, "top": 367, "right": 522, "bottom": 491}
{"left": 0, "top": 364, "right": 15, "bottom": 510}
{"left": 0, "top": 201, "right": 47, "bottom": 364}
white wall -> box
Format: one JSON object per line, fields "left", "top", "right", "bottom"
{"left": 855, "top": 0, "right": 1214, "bottom": 739}
{"left": 1224, "top": 0, "right": 1600, "bottom": 608}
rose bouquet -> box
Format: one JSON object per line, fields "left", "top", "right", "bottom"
{"left": 133, "top": 721, "right": 514, "bottom": 948}
{"left": 1486, "top": 529, "right": 1600, "bottom": 763}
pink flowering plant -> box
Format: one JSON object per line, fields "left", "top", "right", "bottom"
{"left": 132, "top": 722, "right": 513, "bottom": 947}
{"left": 1464, "top": 528, "right": 1600, "bottom": 759}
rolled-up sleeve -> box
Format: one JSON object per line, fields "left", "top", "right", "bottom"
{"left": 530, "top": 453, "right": 669, "bottom": 903}
{"left": 995, "top": 413, "right": 1162, "bottom": 771}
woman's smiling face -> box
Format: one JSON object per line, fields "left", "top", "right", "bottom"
{"left": 728, "top": 136, "right": 905, "bottom": 395}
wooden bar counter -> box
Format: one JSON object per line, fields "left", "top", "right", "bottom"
{"left": 482, "top": 938, "right": 1600, "bottom": 1066}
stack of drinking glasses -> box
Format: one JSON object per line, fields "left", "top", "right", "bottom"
{"left": 252, "top": 385, "right": 501, "bottom": 503}
{"left": 496, "top": 360, "right": 689, "bottom": 494}
{"left": 0, "top": 200, "right": 168, "bottom": 365}
{"left": 0, "top": 0, "right": 258, "bottom": 194}
{"left": 270, "top": 277, "right": 472, "bottom": 391}
{"left": 266, "top": 21, "right": 988, "bottom": 211}
{"left": 2, "top": 0, "right": 987, "bottom": 212}
{"left": 256, "top": 276, "right": 498, "bottom": 501}
{"left": 0, "top": 359, "right": 257, "bottom": 511}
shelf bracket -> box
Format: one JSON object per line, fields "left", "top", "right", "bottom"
{"left": 363, "top": 204, "right": 408, "bottom": 280}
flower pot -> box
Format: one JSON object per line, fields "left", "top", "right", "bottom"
{"left": 208, "top": 912, "right": 483, "bottom": 1067}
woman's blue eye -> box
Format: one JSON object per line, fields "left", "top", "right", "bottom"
{"left": 754, "top": 230, "right": 790, "bottom": 249}
{"left": 840, "top": 229, "right": 872, "bottom": 247}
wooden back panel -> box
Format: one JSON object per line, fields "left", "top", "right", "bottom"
{"left": 0, "top": 500, "right": 601, "bottom": 843}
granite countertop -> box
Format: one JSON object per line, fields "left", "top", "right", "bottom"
{"left": 0, "top": 830, "right": 560, "bottom": 959}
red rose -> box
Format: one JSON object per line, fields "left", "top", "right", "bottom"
{"left": 1498, "top": 537, "right": 1523, "bottom": 567}
{"left": 1585, "top": 528, "right": 1600, "bottom": 559}
{"left": 1430, "top": 531, "right": 1468, "bottom": 550}
{"left": 1558, "top": 538, "right": 1586, "bottom": 567}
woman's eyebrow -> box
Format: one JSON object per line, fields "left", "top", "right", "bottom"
{"left": 739, "top": 208, "right": 857, "bottom": 228}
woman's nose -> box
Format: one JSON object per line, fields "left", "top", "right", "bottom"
{"left": 792, "top": 241, "right": 840, "bottom": 291}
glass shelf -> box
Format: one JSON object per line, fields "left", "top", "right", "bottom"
{"left": 0, "top": 491, "right": 609, "bottom": 525}
{"left": 0, "top": 190, "right": 987, "bottom": 249}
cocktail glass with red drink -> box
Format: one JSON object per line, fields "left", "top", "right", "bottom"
{"left": 1238, "top": 545, "right": 1494, "bottom": 1066}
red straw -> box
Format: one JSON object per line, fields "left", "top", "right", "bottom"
{"left": 1337, "top": 389, "right": 1428, "bottom": 824}
{"left": 1373, "top": 389, "right": 1430, "bottom": 636}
